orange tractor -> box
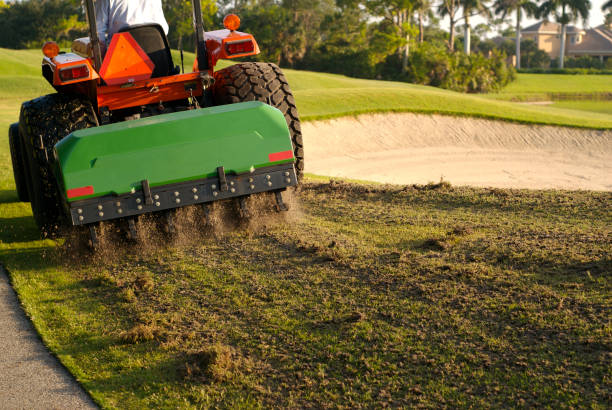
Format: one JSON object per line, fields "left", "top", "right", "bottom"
{"left": 8, "top": 0, "right": 303, "bottom": 246}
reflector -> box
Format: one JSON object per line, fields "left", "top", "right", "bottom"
{"left": 223, "top": 14, "right": 241, "bottom": 31}
{"left": 225, "top": 40, "right": 254, "bottom": 55}
{"left": 59, "top": 65, "right": 90, "bottom": 82}
{"left": 99, "top": 32, "right": 154, "bottom": 86}
{"left": 67, "top": 185, "right": 94, "bottom": 199}
{"left": 42, "top": 41, "right": 60, "bottom": 58}
{"left": 268, "top": 150, "right": 294, "bottom": 162}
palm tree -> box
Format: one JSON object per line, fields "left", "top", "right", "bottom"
{"left": 367, "top": 0, "right": 417, "bottom": 71}
{"left": 460, "top": 0, "right": 491, "bottom": 55}
{"left": 439, "top": 0, "right": 461, "bottom": 51}
{"left": 494, "top": 0, "right": 538, "bottom": 68}
{"left": 538, "top": 0, "right": 591, "bottom": 69}
{"left": 414, "top": 0, "right": 433, "bottom": 43}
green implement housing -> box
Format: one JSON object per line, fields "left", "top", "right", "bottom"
{"left": 57, "top": 102, "right": 294, "bottom": 201}
{"left": 56, "top": 102, "right": 298, "bottom": 226}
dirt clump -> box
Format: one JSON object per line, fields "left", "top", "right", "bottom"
{"left": 119, "top": 323, "right": 158, "bottom": 344}
{"left": 134, "top": 272, "right": 154, "bottom": 292}
{"left": 420, "top": 238, "right": 448, "bottom": 251}
{"left": 182, "top": 344, "right": 249, "bottom": 383}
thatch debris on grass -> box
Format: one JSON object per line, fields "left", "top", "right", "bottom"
{"left": 121, "top": 287, "right": 137, "bottom": 303}
{"left": 420, "top": 238, "right": 448, "bottom": 251}
{"left": 182, "top": 344, "right": 245, "bottom": 383}
{"left": 134, "top": 272, "right": 154, "bottom": 292}
{"left": 119, "top": 324, "right": 158, "bottom": 344}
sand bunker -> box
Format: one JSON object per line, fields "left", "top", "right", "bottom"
{"left": 302, "top": 113, "right": 612, "bottom": 191}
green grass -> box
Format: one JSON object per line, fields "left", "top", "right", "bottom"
{"left": 2, "top": 181, "right": 611, "bottom": 408}
{"left": 284, "top": 70, "right": 611, "bottom": 127}
{"left": 551, "top": 100, "right": 612, "bottom": 115}
{"left": 0, "top": 48, "right": 611, "bottom": 407}
{"left": 1, "top": 48, "right": 611, "bottom": 128}
{"left": 487, "top": 73, "right": 612, "bottom": 101}
{"left": 499, "top": 73, "right": 612, "bottom": 94}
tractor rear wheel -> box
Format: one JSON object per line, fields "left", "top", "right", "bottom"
{"left": 9, "top": 123, "right": 29, "bottom": 202}
{"left": 19, "top": 94, "right": 98, "bottom": 237}
{"left": 212, "top": 62, "right": 304, "bottom": 180}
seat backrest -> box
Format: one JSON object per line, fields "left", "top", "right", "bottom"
{"left": 119, "top": 24, "right": 174, "bottom": 78}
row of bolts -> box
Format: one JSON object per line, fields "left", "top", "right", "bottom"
{"left": 74, "top": 171, "right": 292, "bottom": 220}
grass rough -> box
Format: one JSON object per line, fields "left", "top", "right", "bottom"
{"left": 1, "top": 179, "right": 610, "bottom": 408}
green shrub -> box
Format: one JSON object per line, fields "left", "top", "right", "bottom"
{"left": 381, "top": 43, "right": 515, "bottom": 93}
{"left": 299, "top": 47, "right": 381, "bottom": 79}
{"left": 495, "top": 39, "right": 550, "bottom": 69}
{"left": 564, "top": 56, "right": 607, "bottom": 69}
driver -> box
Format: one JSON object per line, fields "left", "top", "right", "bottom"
{"left": 94, "top": 0, "right": 169, "bottom": 45}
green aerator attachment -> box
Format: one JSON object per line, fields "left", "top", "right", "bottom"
{"left": 55, "top": 101, "right": 295, "bottom": 202}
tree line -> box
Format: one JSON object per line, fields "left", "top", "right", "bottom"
{"left": 0, "top": 0, "right": 609, "bottom": 91}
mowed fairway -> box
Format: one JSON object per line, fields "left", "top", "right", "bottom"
{"left": 488, "top": 73, "right": 612, "bottom": 100}
{"left": 551, "top": 100, "right": 612, "bottom": 115}
{"left": 0, "top": 48, "right": 611, "bottom": 407}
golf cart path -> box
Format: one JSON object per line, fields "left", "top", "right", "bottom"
{"left": 0, "top": 266, "right": 97, "bottom": 409}
{"left": 303, "top": 113, "right": 612, "bottom": 191}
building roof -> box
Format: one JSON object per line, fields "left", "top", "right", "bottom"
{"left": 523, "top": 21, "right": 582, "bottom": 34}
{"left": 595, "top": 24, "right": 612, "bottom": 39}
{"left": 568, "top": 25, "right": 612, "bottom": 55}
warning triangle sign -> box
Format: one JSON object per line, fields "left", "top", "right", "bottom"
{"left": 99, "top": 32, "right": 155, "bottom": 86}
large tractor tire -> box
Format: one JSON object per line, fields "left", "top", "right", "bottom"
{"left": 19, "top": 94, "right": 98, "bottom": 237}
{"left": 8, "top": 123, "right": 29, "bottom": 202}
{"left": 212, "top": 62, "right": 304, "bottom": 180}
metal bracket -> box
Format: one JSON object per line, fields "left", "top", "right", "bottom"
{"left": 165, "top": 211, "right": 176, "bottom": 234}
{"left": 100, "top": 106, "right": 110, "bottom": 125}
{"left": 200, "top": 73, "right": 215, "bottom": 89}
{"left": 238, "top": 196, "right": 251, "bottom": 218}
{"left": 89, "top": 224, "right": 99, "bottom": 248}
{"left": 217, "top": 166, "right": 228, "bottom": 192}
{"left": 127, "top": 218, "right": 138, "bottom": 240}
{"left": 142, "top": 179, "right": 153, "bottom": 205}
{"left": 274, "top": 190, "right": 289, "bottom": 212}
{"left": 202, "top": 203, "right": 212, "bottom": 226}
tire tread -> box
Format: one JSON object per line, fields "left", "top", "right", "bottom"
{"left": 213, "top": 62, "right": 304, "bottom": 176}
{"left": 19, "top": 94, "right": 98, "bottom": 237}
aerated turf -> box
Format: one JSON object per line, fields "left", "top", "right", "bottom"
{"left": 1, "top": 180, "right": 610, "bottom": 408}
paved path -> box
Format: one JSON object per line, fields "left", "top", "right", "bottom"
{"left": 0, "top": 266, "right": 97, "bottom": 409}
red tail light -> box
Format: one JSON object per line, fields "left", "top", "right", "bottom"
{"left": 225, "top": 40, "right": 254, "bottom": 56}
{"left": 269, "top": 150, "right": 294, "bottom": 162}
{"left": 67, "top": 185, "right": 94, "bottom": 199}
{"left": 59, "top": 65, "right": 90, "bottom": 82}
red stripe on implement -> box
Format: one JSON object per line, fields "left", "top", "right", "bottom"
{"left": 67, "top": 185, "right": 94, "bottom": 199}
{"left": 268, "top": 150, "right": 294, "bottom": 162}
